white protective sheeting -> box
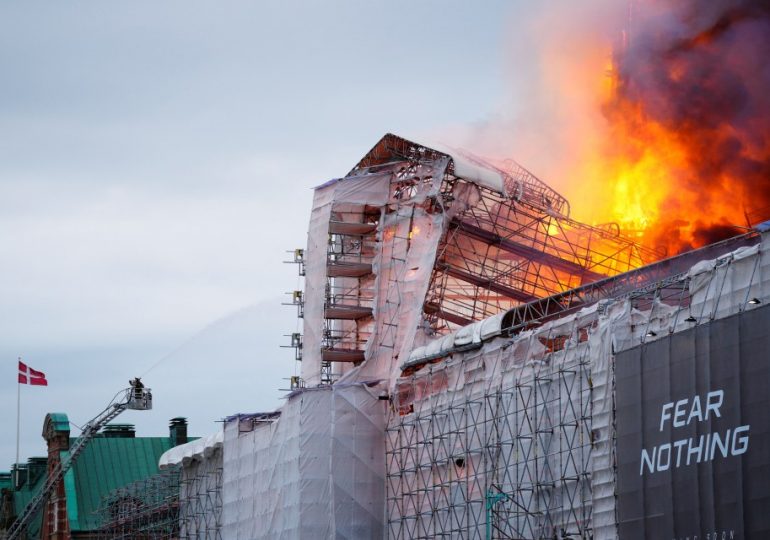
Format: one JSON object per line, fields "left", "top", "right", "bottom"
{"left": 302, "top": 183, "right": 337, "bottom": 385}
{"left": 589, "top": 303, "right": 623, "bottom": 539}
{"left": 404, "top": 136, "right": 506, "bottom": 195}
{"left": 388, "top": 306, "right": 603, "bottom": 538}
{"left": 449, "top": 152, "right": 506, "bottom": 195}
{"left": 438, "top": 332, "right": 455, "bottom": 355}
{"left": 424, "top": 336, "right": 443, "bottom": 358}
{"left": 385, "top": 232, "right": 770, "bottom": 538}
{"left": 344, "top": 157, "right": 459, "bottom": 384}
{"left": 332, "top": 171, "right": 392, "bottom": 204}
{"left": 407, "top": 345, "right": 427, "bottom": 364}
{"left": 688, "top": 241, "right": 768, "bottom": 322}
{"left": 454, "top": 320, "right": 482, "bottom": 348}
{"left": 222, "top": 383, "right": 387, "bottom": 539}
{"left": 158, "top": 429, "right": 224, "bottom": 469}
{"left": 479, "top": 312, "right": 505, "bottom": 341}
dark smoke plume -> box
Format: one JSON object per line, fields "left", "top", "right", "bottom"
{"left": 614, "top": 0, "right": 770, "bottom": 251}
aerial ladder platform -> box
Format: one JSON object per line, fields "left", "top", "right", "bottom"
{"left": 6, "top": 380, "right": 153, "bottom": 540}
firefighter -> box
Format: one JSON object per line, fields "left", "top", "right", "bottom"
{"left": 129, "top": 377, "right": 144, "bottom": 399}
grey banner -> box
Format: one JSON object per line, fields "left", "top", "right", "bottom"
{"left": 616, "top": 305, "right": 770, "bottom": 539}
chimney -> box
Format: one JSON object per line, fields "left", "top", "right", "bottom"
{"left": 169, "top": 417, "right": 188, "bottom": 447}
{"left": 11, "top": 464, "right": 28, "bottom": 490}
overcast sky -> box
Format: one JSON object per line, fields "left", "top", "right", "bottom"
{"left": 0, "top": 1, "right": 614, "bottom": 468}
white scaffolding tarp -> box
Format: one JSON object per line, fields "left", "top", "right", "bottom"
{"left": 387, "top": 305, "right": 606, "bottom": 538}
{"left": 386, "top": 233, "right": 769, "bottom": 539}
{"left": 301, "top": 182, "right": 337, "bottom": 386}
{"left": 159, "top": 430, "right": 223, "bottom": 469}
{"left": 222, "top": 383, "right": 387, "bottom": 539}
{"left": 206, "top": 233, "right": 768, "bottom": 539}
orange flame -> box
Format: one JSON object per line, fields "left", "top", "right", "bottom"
{"left": 557, "top": 2, "right": 770, "bottom": 256}
{"left": 578, "top": 70, "right": 756, "bottom": 255}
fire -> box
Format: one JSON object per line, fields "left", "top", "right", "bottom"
{"left": 585, "top": 72, "right": 754, "bottom": 254}
{"left": 604, "top": 112, "right": 681, "bottom": 235}
{"left": 581, "top": 86, "right": 694, "bottom": 247}
{"left": 565, "top": 0, "right": 770, "bottom": 256}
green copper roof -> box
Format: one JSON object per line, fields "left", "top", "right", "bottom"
{"left": 63, "top": 436, "right": 175, "bottom": 531}
{"left": 0, "top": 472, "right": 11, "bottom": 491}
{"left": 47, "top": 412, "right": 70, "bottom": 433}
{"left": 10, "top": 465, "right": 44, "bottom": 538}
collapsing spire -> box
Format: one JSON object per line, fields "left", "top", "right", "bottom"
{"left": 298, "top": 133, "right": 656, "bottom": 386}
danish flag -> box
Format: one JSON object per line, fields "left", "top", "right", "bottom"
{"left": 18, "top": 361, "right": 48, "bottom": 386}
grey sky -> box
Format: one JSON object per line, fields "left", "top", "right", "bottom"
{"left": 0, "top": 1, "right": 601, "bottom": 467}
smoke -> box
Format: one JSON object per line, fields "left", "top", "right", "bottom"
{"left": 445, "top": 0, "right": 624, "bottom": 198}
{"left": 609, "top": 0, "right": 770, "bottom": 250}
{"left": 450, "top": 0, "right": 770, "bottom": 255}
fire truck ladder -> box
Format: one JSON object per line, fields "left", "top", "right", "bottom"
{"left": 6, "top": 384, "right": 153, "bottom": 540}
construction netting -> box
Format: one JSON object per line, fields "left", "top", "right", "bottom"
{"left": 302, "top": 156, "right": 470, "bottom": 387}
{"left": 385, "top": 232, "right": 769, "bottom": 539}
{"left": 388, "top": 302, "right": 612, "bottom": 538}
{"left": 96, "top": 430, "right": 224, "bottom": 539}
{"left": 185, "top": 132, "right": 770, "bottom": 538}
{"left": 300, "top": 134, "right": 657, "bottom": 392}
{"left": 164, "top": 232, "right": 768, "bottom": 539}
{"left": 221, "top": 383, "right": 387, "bottom": 539}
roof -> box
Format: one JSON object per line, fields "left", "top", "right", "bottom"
{"left": 350, "top": 133, "right": 507, "bottom": 195}
{"left": 0, "top": 472, "right": 11, "bottom": 492}
{"left": 63, "top": 435, "right": 176, "bottom": 531}
{"left": 9, "top": 463, "right": 46, "bottom": 538}
{"left": 45, "top": 412, "right": 70, "bottom": 434}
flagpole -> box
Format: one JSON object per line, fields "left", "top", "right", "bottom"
{"left": 16, "top": 357, "right": 21, "bottom": 488}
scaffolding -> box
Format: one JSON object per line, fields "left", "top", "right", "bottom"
{"left": 298, "top": 133, "right": 658, "bottom": 387}
{"left": 320, "top": 201, "right": 380, "bottom": 381}
{"left": 387, "top": 312, "right": 601, "bottom": 539}
{"left": 350, "top": 135, "right": 657, "bottom": 327}
{"left": 178, "top": 455, "right": 223, "bottom": 540}
{"left": 95, "top": 465, "right": 181, "bottom": 539}
{"left": 422, "top": 150, "right": 656, "bottom": 331}
{"left": 95, "top": 452, "right": 223, "bottom": 540}
{"left": 385, "top": 230, "right": 769, "bottom": 539}
{"left": 221, "top": 387, "right": 386, "bottom": 538}
{"left": 218, "top": 127, "right": 770, "bottom": 537}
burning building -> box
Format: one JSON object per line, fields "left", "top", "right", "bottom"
{"left": 151, "top": 2, "right": 770, "bottom": 537}
{"left": 154, "top": 131, "right": 769, "bottom": 539}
